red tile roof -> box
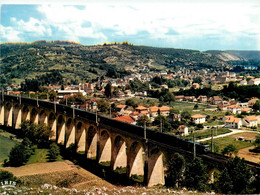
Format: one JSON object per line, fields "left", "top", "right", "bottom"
{"left": 114, "top": 115, "right": 135, "bottom": 124}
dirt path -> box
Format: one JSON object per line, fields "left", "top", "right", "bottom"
{"left": 0, "top": 160, "right": 115, "bottom": 190}
{"left": 0, "top": 160, "right": 75, "bottom": 177}
{"left": 237, "top": 146, "right": 260, "bottom": 163}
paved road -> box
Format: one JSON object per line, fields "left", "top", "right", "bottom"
{"left": 197, "top": 129, "right": 256, "bottom": 142}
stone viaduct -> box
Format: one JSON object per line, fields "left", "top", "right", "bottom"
{"left": 1, "top": 94, "right": 258, "bottom": 186}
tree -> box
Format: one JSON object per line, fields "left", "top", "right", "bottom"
{"left": 136, "top": 115, "right": 152, "bottom": 127}
{"left": 183, "top": 158, "right": 209, "bottom": 191}
{"left": 193, "top": 77, "right": 202, "bottom": 84}
{"left": 8, "top": 144, "right": 28, "bottom": 167}
{"left": 104, "top": 82, "right": 112, "bottom": 98}
{"left": 166, "top": 153, "right": 185, "bottom": 187}
{"left": 193, "top": 104, "right": 198, "bottom": 110}
{"left": 253, "top": 135, "right": 260, "bottom": 149}
{"left": 20, "top": 121, "right": 52, "bottom": 147}
{"left": 253, "top": 100, "right": 260, "bottom": 111}
{"left": 125, "top": 98, "right": 138, "bottom": 108}
{"left": 221, "top": 144, "right": 238, "bottom": 157}
{"left": 48, "top": 90, "right": 57, "bottom": 101}
{"left": 216, "top": 156, "right": 253, "bottom": 194}
{"left": 97, "top": 99, "right": 109, "bottom": 113}
{"left": 48, "top": 143, "right": 60, "bottom": 161}
{"left": 152, "top": 115, "right": 172, "bottom": 132}
{"left": 0, "top": 170, "right": 20, "bottom": 184}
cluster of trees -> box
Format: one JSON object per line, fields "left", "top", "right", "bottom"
{"left": 177, "top": 82, "right": 260, "bottom": 102}
{"left": 6, "top": 121, "right": 60, "bottom": 167}
{"left": 166, "top": 153, "right": 260, "bottom": 194}
{"left": 103, "top": 41, "right": 133, "bottom": 46}
{"left": 151, "top": 76, "right": 189, "bottom": 88}
{"left": 20, "top": 71, "right": 63, "bottom": 91}
{"left": 149, "top": 88, "right": 175, "bottom": 105}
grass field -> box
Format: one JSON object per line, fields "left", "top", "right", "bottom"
{"left": 203, "top": 132, "right": 257, "bottom": 153}
{"left": 0, "top": 135, "right": 18, "bottom": 162}
{"left": 184, "top": 128, "right": 231, "bottom": 140}
{"left": 26, "top": 148, "right": 63, "bottom": 165}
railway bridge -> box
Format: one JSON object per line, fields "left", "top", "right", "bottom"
{"left": 1, "top": 94, "right": 257, "bottom": 186}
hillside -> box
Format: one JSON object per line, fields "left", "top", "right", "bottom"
{"left": 0, "top": 41, "right": 259, "bottom": 87}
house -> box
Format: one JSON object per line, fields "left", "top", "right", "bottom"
{"left": 192, "top": 83, "right": 200, "bottom": 89}
{"left": 149, "top": 106, "right": 159, "bottom": 118}
{"left": 241, "top": 107, "right": 252, "bottom": 113}
{"left": 159, "top": 106, "right": 171, "bottom": 116}
{"left": 191, "top": 114, "right": 206, "bottom": 124}
{"left": 167, "top": 113, "right": 181, "bottom": 122}
{"left": 240, "top": 80, "right": 247, "bottom": 85}
{"left": 227, "top": 105, "right": 241, "bottom": 114}
{"left": 222, "top": 115, "right": 234, "bottom": 122}
{"left": 136, "top": 105, "right": 148, "bottom": 113}
{"left": 224, "top": 116, "right": 242, "bottom": 129}
{"left": 114, "top": 115, "right": 136, "bottom": 125}
{"left": 238, "top": 102, "right": 249, "bottom": 108}
{"left": 175, "top": 95, "right": 185, "bottom": 101}
{"left": 217, "top": 101, "right": 230, "bottom": 111}
{"left": 242, "top": 115, "right": 258, "bottom": 128}
{"left": 248, "top": 78, "right": 260, "bottom": 85}
{"left": 115, "top": 104, "right": 127, "bottom": 115}
{"left": 197, "top": 95, "right": 207, "bottom": 103}
{"left": 177, "top": 125, "right": 189, "bottom": 136}
{"left": 124, "top": 90, "right": 133, "bottom": 97}
{"left": 210, "top": 96, "right": 223, "bottom": 105}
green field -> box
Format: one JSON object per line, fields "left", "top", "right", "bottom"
{"left": 184, "top": 128, "right": 231, "bottom": 140}
{"left": 203, "top": 135, "right": 255, "bottom": 153}
{"left": 26, "top": 148, "right": 63, "bottom": 164}
{"left": 0, "top": 135, "right": 18, "bottom": 162}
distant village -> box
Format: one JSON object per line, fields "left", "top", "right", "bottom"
{"left": 6, "top": 68, "right": 260, "bottom": 136}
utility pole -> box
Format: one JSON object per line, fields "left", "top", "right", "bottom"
{"left": 109, "top": 106, "right": 111, "bottom": 118}
{"left": 211, "top": 127, "right": 214, "bottom": 152}
{"left": 160, "top": 118, "right": 163, "bottom": 132}
{"left": 144, "top": 121, "right": 147, "bottom": 140}
{"left": 193, "top": 128, "right": 196, "bottom": 160}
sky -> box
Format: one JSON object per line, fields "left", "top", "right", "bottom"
{"left": 1, "top": 0, "right": 260, "bottom": 51}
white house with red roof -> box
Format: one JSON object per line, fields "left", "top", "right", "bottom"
{"left": 242, "top": 115, "right": 258, "bottom": 128}
{"left": 191, "top": 114, "right": 206, "bottom": 124}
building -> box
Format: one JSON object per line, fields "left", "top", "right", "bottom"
{"left": 114, "top": 115, "right": 136, "bottom": 125}
{"left": 149, "top": 106, "right": 159, "bottom": 118}
{"left": 197, "top": 95, "right": 207, "bottom": 103}
{"left": 248, "top": 78, "right": 260, "bottom": 85}
{"left": 177, "top": 125, "right": 189, "bottom": 136}
{"left": 191, "top": 114, "right": 206, "bottom": 124}
{"left": 159, "top": 106, "right": 171, "bottom": 116}
{"left": 223, "top": 115, "right": 242, "bottom": 129}
{"left": 242, "top": 115, "right": 258, "bottom": 128}
{"left": 227, "top": 105, "right": 241, "bottom": 114}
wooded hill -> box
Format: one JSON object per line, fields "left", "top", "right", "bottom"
{"left": 0, "top": 41, "right": 259, "bottom": 87}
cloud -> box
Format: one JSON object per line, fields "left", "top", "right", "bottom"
{"left": 0, "top": 25, "right": 21, "bottom": 42}
{"left": 1, "top": 2, "right": 260, "bottom": 50}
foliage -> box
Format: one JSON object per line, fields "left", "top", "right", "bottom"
{"left": 104, "top": 82, "right": 112, "bottom": 98}
{"left": 48, "top": 90, "right": 57, "bottom": 101}
{"left": 0, "top": 170, "right": 21, "bottom": 184}
{"left": 216, "top": 156, "right": 253, "bottom": 194}
{"left": 136, "top": 115, "right": 152, "bottom": 127}
{"left": 20, "top": 71, "right": 63, "bottom": 91}
{"left": 48, "top": 143, "right": 60, "bottom": 161}
{"left": 20, "top": 120, "right": 52, "bottom": 147}
{"left": 8, "top": 143, "right": 31, "bottom": 167}
{"left": 125, "top": 98, "right": 138, "bottom": 108}
{"left": 60, "top": 92, "right": 86, "bottom": 105}
{"left": 253, "top": 135, "right": 260, "bottom": 149}
{"left": 221, "top": 144, "right": 238, "bottom": 157}
{"left": 152, "top": 115, "right": 172, "bottom": 132}
{"left": 97, "top": 99, "right": 109, "bottom": 113}
{"left": 253, "top": 100, "right": 260, "bottom": 111}
{"left": 166, "top": 153, "right": 185, "bottom": 188}
{"left": 183, "top": 158, "right": 210, "bottom": 191}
